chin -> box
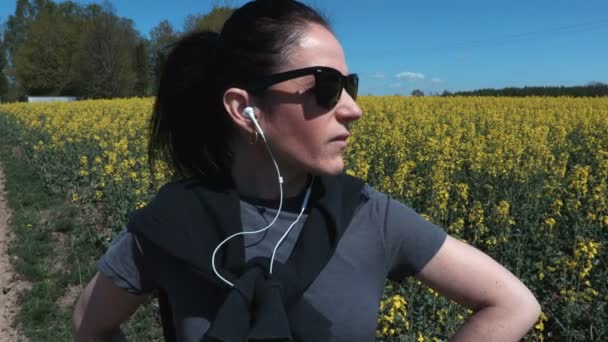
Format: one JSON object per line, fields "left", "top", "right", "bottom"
{"left": 311, "top": 157, "right": 345, "bottom": 176}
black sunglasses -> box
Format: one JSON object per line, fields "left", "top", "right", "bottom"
{"left": 244, "top": 66, "right": 358, "bottom": 110}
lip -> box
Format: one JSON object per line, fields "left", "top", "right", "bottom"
{"left": 331, "top": 133, "right": 350, "bottom": 142}
{"left": 330, "top": 133, "right": 350, "bottom": 149}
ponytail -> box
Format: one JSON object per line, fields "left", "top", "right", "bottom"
{"left": 148, "top": 30, "right": 233, "bottom": 179}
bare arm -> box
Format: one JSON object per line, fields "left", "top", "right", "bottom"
{"left": 72, "top": 272, "right": 151, "bottom": 342}
{"left": 415, "top": 235, "right": 541, "bottom": 342}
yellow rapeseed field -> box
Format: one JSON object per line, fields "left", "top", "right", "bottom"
{"left": 1, "top": 96, "right": 606, "bottom": 341}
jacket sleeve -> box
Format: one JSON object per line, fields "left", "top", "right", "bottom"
{"left": 98, "top": 228, "right": 157, "bottom": 294}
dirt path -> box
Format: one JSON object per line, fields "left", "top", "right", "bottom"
{"left": 0, "top": 162, "right": 30, "bottom": 341}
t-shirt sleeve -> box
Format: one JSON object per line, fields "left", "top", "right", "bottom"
{"left": 98, "top": 228, "right": 156, "bottom": 294}
{"left": 381, "top": 193, "right": 448, "bottom": 282}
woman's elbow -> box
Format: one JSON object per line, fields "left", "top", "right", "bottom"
{"left": 500, "top": 286, "right": 542, "bottom": 329}
{"left": 72, "top": 293, "right": 96, "bottom": 341}
{"left": 71, "top": 293, "right": 85, "bottom": 337}
{"left": 70, "top": 272, "right": 146, "bottom": 341}
{"left": 72, "top": 307, "right": 124, "bottom": 342}
{"left": 520, "top": 292, "right": 542, "bottom": 324}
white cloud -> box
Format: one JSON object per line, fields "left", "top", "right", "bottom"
{"left": 431, "top": 77, "right": 442, "bottom": 83}
{"left": 370, "top": 72, "right": 385, "bottom": 79}
{"left": 396, "top": 71, "right": 425, "bottom": 80}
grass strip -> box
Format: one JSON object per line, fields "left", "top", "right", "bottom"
{"left": 0, "top": 114, "right": 162, "bottom": 341}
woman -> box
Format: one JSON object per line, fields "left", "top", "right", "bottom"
{"left": 72, "top": 0, "right": 541, "bottom": 341}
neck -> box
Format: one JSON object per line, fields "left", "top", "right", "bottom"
{"left": 230, "top": 138, "right": 309, "bottom": 200}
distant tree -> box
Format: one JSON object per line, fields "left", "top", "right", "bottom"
{"left": 149, "top": 20, "right": 177, "bottom": 52}
{"left": 4, "top": 0, "right": 32, "bottom": 59}
{"left": 148, "top": 20, "right": 178, "bottom": 94}
{"left": 76, "top": 4, "right": 139, "bottom": 98}
{"left": 82, "top": 2, "right": 104, "bottom": 19}
{"left": 3, "top": 0, "right": 34, "bottom": 99}
{"left": 411, "top": 89, "right": 425, "bottom": 97}
{"left": 441, "top": 90, "right": 452, "bottom": 97}
{"left": 147, "top": 4, "right": 236, "bottom": 93}
{"left": 183, "top": 6, "right": 234, "bottom": 33}
{"left": 29, "top": 0, "right": 53, "bottom": 16}
{"left": 134, "top": 40, "right": 150, "bottom": 96}
{"left": 452, "top": 83, "right": 608, "bottom": 97}
{"left": 12, "top": 3, "right": 82, "bottom": 95}
{"left": 0, "top": 34, "right": 9, "bottom": 100}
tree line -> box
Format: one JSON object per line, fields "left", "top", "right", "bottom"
{"left": 0, "top": 0, "right": 234, "bottom": 102}
{"left": 444, "top": 82, "right": 608, "bottom": 97}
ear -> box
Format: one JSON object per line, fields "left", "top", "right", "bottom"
{"left": 223, "top": 87, "right": 258, "bottom": 134}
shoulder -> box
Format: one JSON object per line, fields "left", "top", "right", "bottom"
{"left": 360, "top": 187, "right": 448, "bottom": 280}
{"left": 98, "top": 228, "right": 158, "bottom": 294}
{"left": 153, "top": 178, "right": 204, "bottom": 202}
{"left": 360, "top": 183, "right": 384, "bottom": 203}
{"left": 357, "top": 183, "right": 389, "bottom": 217}
{"left": 359, "top": 185, "right": 434, "bottom": 226}
{"left": 357, "top": 184, "right": 447, "bottom": 248}
{"left": 137, "top": 178, "right": 207, "bottom": 215}
{"left": 126, "top": 178, "right": 211, "bottom": 237}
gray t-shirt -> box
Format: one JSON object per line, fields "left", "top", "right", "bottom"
{"left": 99, "top": 185, "right": 447, "bottom": 341}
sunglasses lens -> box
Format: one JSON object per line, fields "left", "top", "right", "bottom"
{"left": 315, "top": 71, "right": 342, "bottom": 109}
{"left": 346, "top": 74, "right": 358, "bottom": 101}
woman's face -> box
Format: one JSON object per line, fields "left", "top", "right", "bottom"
{"left": 257, "top": 23, "right": 363, "bottom": 176}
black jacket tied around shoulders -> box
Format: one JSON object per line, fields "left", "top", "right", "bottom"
{"left": 127, "top": 173, "right": 366, "bottom": 342}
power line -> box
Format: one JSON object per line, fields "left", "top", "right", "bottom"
{"left": 448, "top": 19, "right": 608, "bottom": 50}
{"left": 361, "top": 19, "right": 608, "bottom": 59}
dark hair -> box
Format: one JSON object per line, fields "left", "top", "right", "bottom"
{"left": 148, "top": 0, "right": 331, "bottom": 180}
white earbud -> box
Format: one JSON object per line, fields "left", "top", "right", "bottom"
{"left": 243, "top": 106, "right": 266, "bottom": 141}
{"left": 242, "top": 106, "right": 256, "bottom": 120}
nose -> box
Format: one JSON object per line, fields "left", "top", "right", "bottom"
{"left": 335, "top": 88, "right": 363, "bottom": 123}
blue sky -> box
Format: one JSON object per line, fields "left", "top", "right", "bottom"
{"left": 2, "top": 0, "right": 607, "bottom": 95}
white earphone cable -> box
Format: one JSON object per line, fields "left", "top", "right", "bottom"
{"left": 269, "top": 178, "right": 313, "bottom": 275}
{"left": 211, "top": 128, "right": 299, "bottom": 287}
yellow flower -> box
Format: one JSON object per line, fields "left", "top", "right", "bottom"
{"left": 535, "top": 312, "right": 548, "bottom": 332}
{"left": 496, "top": 200, "right": 510, "bottom": 217}
{"left": 543, "top": 217, "right": 556, "bottom": 231}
